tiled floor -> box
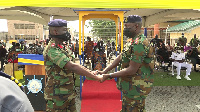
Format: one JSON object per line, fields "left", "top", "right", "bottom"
{"left": 146, "top": 86, "right": 200, "bottom": 112}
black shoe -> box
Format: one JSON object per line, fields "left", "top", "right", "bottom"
{"left": 194, "top": 70, "right": 199, "bottom": 72}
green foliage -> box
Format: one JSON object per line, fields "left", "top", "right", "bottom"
{"left": 88, "top": 20, "right": 117, "bottom": 39}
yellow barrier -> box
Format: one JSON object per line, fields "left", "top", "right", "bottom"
{"left": 14, "top": 70, "right": 23, "bottom": 80}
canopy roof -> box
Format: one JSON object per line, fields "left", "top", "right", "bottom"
{"left": 0, "top": 1, "right": 200, "bottom": 28}
{"left": 1, "top": 0, "right": 200, "bottom": 9}
{"left": 167, "top": 20, "right": 200, "bottom": 32}
{"left": 1, "top": 7, "right": 200, "bottom": 28}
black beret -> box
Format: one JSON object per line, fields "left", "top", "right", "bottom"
{"left": 124, "top": 15, "right": 142, "bottom": 23}
{"left": 48, "top": 19, "right": 67, "bottom": 27}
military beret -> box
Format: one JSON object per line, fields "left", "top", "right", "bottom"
{"left": 48, "top": 19, "right": 67, "bottom": 27}
{"left": 124, "top": 15, "right": 142, "bottom": 23}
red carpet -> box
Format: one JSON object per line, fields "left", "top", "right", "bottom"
{"left": 81, "top": 79, "right": 122, "bottom": 112}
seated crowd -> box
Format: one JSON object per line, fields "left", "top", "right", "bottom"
{"left": 152, "top": 33, "right": 200, "bottom": 81}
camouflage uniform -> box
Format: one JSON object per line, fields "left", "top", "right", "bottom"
{"left": 43, "top": 39, "right": 76, "bottom": 112}
{"left": 117, "top": 34, "right": 154, "bottom": 112}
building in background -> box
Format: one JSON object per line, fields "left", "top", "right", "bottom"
{"left": 3, "top": 19, "right": 200, "bottom": 47}
{"left": 0, "top": 31, "right": 8, "bottom": 42}
{"left": 7, "top": 20, "right": 43, "bottom": 44}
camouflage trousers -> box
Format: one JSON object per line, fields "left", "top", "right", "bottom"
{"left": 121, "top": 96, "right": 146, "bottom": 112}
{"left": 46, "top": 98, "right": 76, "bottom": 112}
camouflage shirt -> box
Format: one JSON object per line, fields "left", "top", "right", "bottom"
{"left": 43, "top": 40, "right": 76, "bottom": 102}
{"left": 118, "top": 34, "right": 154, "bottom": 100}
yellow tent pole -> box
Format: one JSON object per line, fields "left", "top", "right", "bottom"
{"left": 115, "top": 17, "right": 118, "bottom": 52}
{"left": 118, "top": 14, "right": 124, "bottom": 52}
{"left": 79, "top": 14, "right": 82, "bottom": 55}
{"left": 82, "top": 17, "right": 86, "bottom": 52}
{"left": 78, "top": 13, "right": 84, "bottom": 100}
{"left": 121, "top": 22, "right": 124, "bottom": 52}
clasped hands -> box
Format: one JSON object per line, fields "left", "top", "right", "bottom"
{"left": 91, "top": 70, "right": 110, "bottom": 83}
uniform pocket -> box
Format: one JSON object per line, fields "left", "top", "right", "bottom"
{"left": 53, "top": 83, "right": 74, "bottom": 96}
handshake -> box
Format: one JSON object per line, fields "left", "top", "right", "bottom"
{"left": 91, "top": 70, "right": 112, "bottom": 83}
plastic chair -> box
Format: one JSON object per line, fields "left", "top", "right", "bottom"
{"left": 170, "top": 61, "right": 187, "bottom": 76}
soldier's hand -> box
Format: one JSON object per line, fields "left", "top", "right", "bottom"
{"left": 101, "top": 74, "right": 110, "bottom": 83}
{"left": 91, "top": 70, "right": 98, "bottom": 75}
{"left": 96, "top": 75, "right": 103, "bottom": 82}
{"left": 98, "top": 71, "right": 106, "bottom": 75}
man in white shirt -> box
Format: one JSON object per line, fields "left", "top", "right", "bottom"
{"left": 170, "top": 47, "right": 192, "bottom": 80}
{"left": 0, "top": 71, "right": 34, "bottom": 112}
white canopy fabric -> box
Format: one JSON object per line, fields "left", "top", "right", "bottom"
{"left": 0, "top": 7, "right": 200, "bottom": 28}
{"left": 1, "top": 0, "right": 200, "bottom": 9}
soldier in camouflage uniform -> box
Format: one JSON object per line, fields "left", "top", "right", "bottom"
{"left": 98, "top": 15, "right": 154, "bottom": 112}
{"left": 43, "top": 19, "right": 102, "bottom": 112}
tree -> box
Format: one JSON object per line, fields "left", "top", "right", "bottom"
{"left": 88, "top": 20, "right": 117, "bottom": 41}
